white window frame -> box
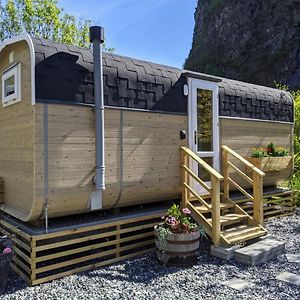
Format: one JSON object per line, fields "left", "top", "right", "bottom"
{"left": 2, "top": 63, "right": 21, "bottom": 107}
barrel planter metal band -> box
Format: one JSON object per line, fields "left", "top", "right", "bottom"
{"left": 154, "top": 225, "right": 200, "bottom": 266}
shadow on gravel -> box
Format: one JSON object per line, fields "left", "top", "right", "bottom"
{"left": 80, "top": 251, "right": 257, "bottom": 285}
{"left": 81, "top": 253, "right": 182, "bottom": 284}
{"left": 1, "top": 270, "right": 29, "bottom": 296}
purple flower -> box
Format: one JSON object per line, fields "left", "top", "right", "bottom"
{"left": 166, "top": 216, "right": 177, "bottom": 225}
{"left": 2, "top": 247, "right": 12, "bottom": 254}
{"left": 182, "top": 208, "right": 191, "bottom": 214}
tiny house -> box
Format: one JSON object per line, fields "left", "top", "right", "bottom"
{"left": 0, "top": 33, "right": 294, "bottom": 223}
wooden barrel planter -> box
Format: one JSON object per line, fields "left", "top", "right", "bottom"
{"left": 154, "top": 225, "right": 200, "bottom": 267}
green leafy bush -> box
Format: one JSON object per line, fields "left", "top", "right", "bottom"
{"left": 251, "top": 142, "right": 289, "bottom": 158}
{"left": 276, "top": 83, "right": 300, "bottom": 206}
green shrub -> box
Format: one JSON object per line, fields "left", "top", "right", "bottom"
{"left": 275, "top": 84, "right": 300, "bottom": 206}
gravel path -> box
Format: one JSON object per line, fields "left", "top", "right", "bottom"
{"left": 1, "top": 215, "right": 300, "bottom": 300}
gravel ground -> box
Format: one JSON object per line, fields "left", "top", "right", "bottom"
{"left": 1, "top": 214, "right": 300, "bottom": 300}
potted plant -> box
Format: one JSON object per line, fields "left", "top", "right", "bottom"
{"left": 248, "top": 142, "right": 292, "bottom": 172}
{"left": 154, "top": 203, "right": 206, "bottom": 266}
{"left": 0, "top": 236, "right": 13, "bottom": 294}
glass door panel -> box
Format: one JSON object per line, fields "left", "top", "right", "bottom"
{"left": 188, "top": 79, "right": 219, "bottom": 194}
{"left": 197, "top": 89, "right": 213, "bottom": 152}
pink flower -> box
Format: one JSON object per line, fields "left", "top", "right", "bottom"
{"left": 182, "top": 208, "right": 191, "bottom": 215}
{"left": 2, "top": 247, "right": 12, "bottom": 254}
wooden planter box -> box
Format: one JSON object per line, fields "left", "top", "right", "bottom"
{"left": 248, "top": 156, "right": 293, "bottom": 172}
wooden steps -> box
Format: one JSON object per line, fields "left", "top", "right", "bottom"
{"left": 188, "top": 196, "right": 267, "bottom": 245}
{"left": 221, "top": 224, "right": 267, "bottom": 245}
{"left": 181, "top": 146, "right": 268, "bottom": 247}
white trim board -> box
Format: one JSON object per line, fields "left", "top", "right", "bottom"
{"left": 219, "top": 115, "right": 294, "bottom": 125}
{"left": 0, "top": 34, "right": 35, "bottom": 105}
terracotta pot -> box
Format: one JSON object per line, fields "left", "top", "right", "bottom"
{"left": 154, "top": 225, "right": 200, "bottom": 266}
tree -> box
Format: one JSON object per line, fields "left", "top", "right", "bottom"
{"left": 0, "top": 0, "right": 91, "bottom": 48}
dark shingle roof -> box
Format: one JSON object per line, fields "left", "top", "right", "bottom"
{"left": 32, "top": 37, "right": 186, "bottom": 113}
{"left": 218, "top": 79, "right": 294, "bottom": 122}
{"left": 31, "top": 37, "right": 294, "bottom": 122}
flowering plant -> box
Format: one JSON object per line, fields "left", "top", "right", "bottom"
{"left": 251, "top": 142, "right": 288, "bottom": 158}
{"left": 0, "top": 236, "right": 13, "bottom": 258}
{"left": 161, "top": 203, "right": 200, "bottom": 234}
{"left": 2, "top": 247, "right": 12, "bottom": 255}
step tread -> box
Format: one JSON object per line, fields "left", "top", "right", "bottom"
{"left": 207, "top": 214, "right": 248, "bottom": 225}
{"left": 222, "top": 225, "right": 262, "bottom": 238}
{"left": 192, "top": 202, "right": 235, "bottom": 213}
{"left": 222, "top": 225, "right": 266, "bottom": 244}
{"left": 226, "top": 230, "right": 267, "bottom": 245}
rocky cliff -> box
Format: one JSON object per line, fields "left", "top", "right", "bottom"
{"left": 185, "top": 0, "right": 300, "bottom": 89}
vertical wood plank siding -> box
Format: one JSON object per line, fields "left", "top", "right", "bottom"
{"left": 220, "top": 118, "right": 293, "bottom": 188}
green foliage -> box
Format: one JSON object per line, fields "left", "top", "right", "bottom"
{"left": 251, "top": 143, "right": 289, "bottom": 158}
{"left": 251, "top": 148, "right": 267, "bottom": 158}
{"left": 274, "top": 147, "right": 289, "bottom": 157}
{"left": 156, "top": 226, "right": 170, "bottom": 253}
{"left": 275, "top": 83, "right": 300, "bottom": 206}
{"left": 0, "top": 0, "right": 113, "bottom": 50}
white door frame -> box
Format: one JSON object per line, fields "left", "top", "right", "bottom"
{"left": 187, "top": 77, "right": 220, "bottom": 192}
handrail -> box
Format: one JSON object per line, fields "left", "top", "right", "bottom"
{"left": 182, "top": 165, "right": 211, "bottom": 193}
{"left": 181, "top": 147, "right": 224, "bottom": 180}
{"left": 222, "top": 145, "right": 264, "bottom": 225}
{"left": 181, "top": 146, "right": 222, "bottom": 246}
{"left": 222, "top": 146, "right": 265, "bottom": 177}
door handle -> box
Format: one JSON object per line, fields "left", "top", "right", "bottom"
{"left": 194, "top": 131, "right": 197, "bottom": 145}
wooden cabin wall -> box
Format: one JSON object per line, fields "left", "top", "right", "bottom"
{"left": 34, "top": 104, "right": 187, "bottom": 219}
{"left": 220, "top": 118, "right": 293, "bottom": 189}
{"left": 0, "top": 41, "right": 36, "bottom": 221}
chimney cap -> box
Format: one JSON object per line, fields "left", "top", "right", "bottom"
{"left": 89, "top": 26, "right": 104, "bottom": 43}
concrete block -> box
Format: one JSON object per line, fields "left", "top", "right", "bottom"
{"left": 221, "top": 278, "right": 255, "bottom": 290}
{"left": 286, "top": 254, "right": 300, "bottom": 263}
{"left": 276, "top": 272, "right": 300, "bottom": 286}
{"left": 233, "top": 238, "right": 285, "bottom": 266}
{"left": 211, "top": 244, "right": 241, "bottom": 261}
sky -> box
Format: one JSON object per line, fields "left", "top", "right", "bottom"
{"left": 57, "top": 0, "right": 198, "bottom": 68}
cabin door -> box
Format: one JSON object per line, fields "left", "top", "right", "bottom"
{"left": 188, "top": 78, "right": 220, "bottom": 194}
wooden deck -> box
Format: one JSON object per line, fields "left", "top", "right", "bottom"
{"left": 0, "top": 208, "right": 166, "bottom": 286}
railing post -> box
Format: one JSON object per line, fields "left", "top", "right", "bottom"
{"left": 181, "top": 149, "right": 188, "bottom": 208}
{"left": 222, "top": 148, "right": 229, "bottom": 200}
{"left": 211, "top": 176, "right": 221, "bottom": 247}
{"left": 253, "top": 172, "right": 264, "bottom": 225}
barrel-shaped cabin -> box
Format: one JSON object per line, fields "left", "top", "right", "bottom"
{"left": 0, "top": 34, "right": 294, "bottom": 222}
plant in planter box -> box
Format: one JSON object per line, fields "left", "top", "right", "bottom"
{"left": 249, "top": 142, "right": 292, "bottom": 172}
{"left": 0, "top": 236, "right": 14, "bottom": 294}
{"left": 155, "top": 203, "right": 206, "bottom": 266}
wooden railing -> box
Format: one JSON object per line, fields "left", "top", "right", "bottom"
{"left": 222, "top": 145, "right": 265, "bottom": 225}
{"left": 181, "top": 147, "right": 223, "bottom": 246}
